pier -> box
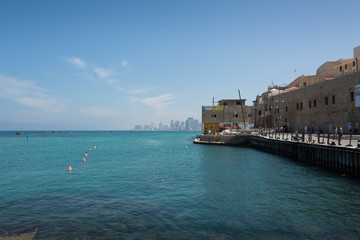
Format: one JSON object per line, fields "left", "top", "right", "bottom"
{"left": 194, "top": 132, "right": 360, "bottom": 177}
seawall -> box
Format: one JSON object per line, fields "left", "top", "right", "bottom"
{"left": 194, "top": 134, "right": 360, "bottom": 177}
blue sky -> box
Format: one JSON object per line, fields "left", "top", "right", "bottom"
{"left": 1, "top": 0, "right": 360, "bottom": 130}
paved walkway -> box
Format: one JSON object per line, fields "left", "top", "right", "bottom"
{"left": 257, "top": 132, "right": 359, "bottom": 149}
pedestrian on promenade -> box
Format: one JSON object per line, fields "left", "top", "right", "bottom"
{"left": 295, "top": 129, "right": 299, "bottom": 141}
{"left": 338, "top": 126, "right": 343, "bottom": 145}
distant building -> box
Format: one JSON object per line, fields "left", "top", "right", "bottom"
{"left": 134, "top": 125, "right": 142, "bottom": 130}
{"left": 202, "top": 99, "right": 254, "bottom": 133}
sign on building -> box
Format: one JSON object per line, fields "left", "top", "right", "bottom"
{"left": 205, "top": 106, "right": 224, "bottom": 111}
{"left": 355, "top": 84, "right": 360, "bottom": 107}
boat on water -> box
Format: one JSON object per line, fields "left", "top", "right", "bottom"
{"left": 16, "top": 131, "right": 22, "bottom": 135}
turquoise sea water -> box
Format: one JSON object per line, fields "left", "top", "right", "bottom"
{"left": 1, "top": 131, "right": 360, "bottom": 239}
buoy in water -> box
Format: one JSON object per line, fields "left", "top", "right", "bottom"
{"left": 160, "top": 144, "right": 162, "bottom": 147}
{"left": 85, "top": 152, "right": 88, "bottom": 157}
{"left": 185, "top": 146, "right": 188, "bottom": 148}
{"left": 94, "top": 146, "right": 96, "bottom": 149}
{"left": 89, "top": 148, "right": 91, "bottom": 151}
{"left": 67, "top": 165, "right": 72, "bottom": 171}
{"left": 82, "top": 158, "right": 86, "bottom": 162}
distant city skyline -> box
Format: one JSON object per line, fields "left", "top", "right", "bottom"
{"left": 134, "top": 117, "right": 201, "bottom": 131}
{"left": 1, "top": 1, "right": 360, "bottom": 130}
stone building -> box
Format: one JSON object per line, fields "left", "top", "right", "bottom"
{"left": 202, "top": 99, "right": 253, "bottom": 133}
{"left": 254, "top": 46, "right": 360, "bottom": 133}
{"left": 287, "top": 60, "right": 345, "bottom": 89}
{"left": 335, "top": 48, "right": 360, "bottom": 76}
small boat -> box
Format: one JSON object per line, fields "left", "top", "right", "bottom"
{"left": 16, "top": 131, "right": 22, "bottom": 135}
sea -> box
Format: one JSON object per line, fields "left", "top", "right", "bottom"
{"left": 1, "top": 131, "right": 360, "bottom": 239}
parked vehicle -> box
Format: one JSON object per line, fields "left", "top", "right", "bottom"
{"left": 218, "top": 123, "right": 240, "bottom": 132}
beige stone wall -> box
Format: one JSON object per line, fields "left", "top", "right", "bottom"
{"left": 255, "top": 72, "right": 360, "bottom": 133}
{"left": 316, "top": 60, "right": 344, "bottom": 76}
{"left": 202, "top": 103, "right": 254, "bottom": 131}
{"left": 287, "top": 75, "right": 334, "bottom": 88}
{"left": 335, "top": 57, "right": 360, "bottom": 76}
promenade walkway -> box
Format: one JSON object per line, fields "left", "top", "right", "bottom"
{"left": 257, "top": 131, "right": 360, "bottom": 149}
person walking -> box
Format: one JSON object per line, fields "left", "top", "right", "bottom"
{"left": 337, "top": 126, "right": 343, "bottom": 145}
{"left": 295, "top": 129, "right": 299, "bottom": 141}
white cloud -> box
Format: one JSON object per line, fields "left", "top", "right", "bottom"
{"left": 115, "top": 86, "right": 126, "bottom": 92}
{"left": 104, "top": 78, "right": 119, "bottom": 84}
{"left": 79, "top": 107, "right": 118, "bottom": 117}
{"left": 121, "top": 60, "right": 128, "bottom": 67}
{"left": 141, "top": 93, "right": 175, "bottom": 110}
{"left": 0, "top": 74, "right": 47, "bottom": 98}
{"left": 14, "top": 97, "right": 63, "bottom": 113}
{"left": 94, "top": 67, "right": 115, "bottom": 79}
{"left": 66, "top": 57, "right": 86, "bottom": 69}
{"left": 128, "top": 87, "right": 156, "bottom": 95}
{"left": 0, "top": 74, "right": 64, "bottom": 113}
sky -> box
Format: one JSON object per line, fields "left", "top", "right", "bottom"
{"left": 1, "top": 0, "right": 360, "bottom": 130}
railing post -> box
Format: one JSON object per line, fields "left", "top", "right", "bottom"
{"left": 347, "top": 132, "right": 353, "bottom": 147}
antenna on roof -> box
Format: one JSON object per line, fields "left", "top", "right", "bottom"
{"left": 238, "top": 90, "right": 246, "bottom": 130}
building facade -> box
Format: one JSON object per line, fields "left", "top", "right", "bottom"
{"left": 202, "top": 99, "right": 254, "bottom": 133}
{"left": 254, "top": 46, "right": 360, "bottom": 133}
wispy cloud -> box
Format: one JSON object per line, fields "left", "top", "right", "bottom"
{"left": 65, "top": 57, "right": 86, "bottom": 69}
{"left": 141, "top": 93, "right": 175, "bottom": 110}
{"left": 14, "top": 97, "right": 63, "bottom": 113}
{"left": 94, "top": 67, "right": 115, "bottom": 79}
{"left": 128, "top": 86, "right": 156, "bottom": 95}
{"left": 121, "top": 60, "right": 128, "bottom": 67}
{"left": 79, "top": 107, "right": 120, "bottom": 117}
{"left": 0, "top": 74, "right": 47, "bottom": 98}
{"left": 0, "top": 74, "right": 64, "bottom": 112}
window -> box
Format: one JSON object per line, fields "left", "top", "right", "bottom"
{"left": 258, "top": 110, "right": 261, "bottom": 116}
{"left": 211, "top": 114, "right": 217, "bottom": 118}
{"left": 345, "top": 64, "right": 348, "bottom": 70}
{"left": 340, "top": 66, "right": 343, "bottom": 72}
{"left": 350, "top": 91, "right": 354, "bottom": 101}
{"left": 233, "top": 114, "right": 238, "bottom": 118}
{"left": 297, "top": 103, "right": 299, "bottom": 110}
{"left": 353, "top": 61, "right": 356, "bottom": 67}
{"left": 236, "top": 102, "right": 241, "bottom": 105}
{"left": 309, "top": 100, "right": 311, "bottom": 108}
{"left": 314, "top": 99, "right": 316, "bottom": 107}
{"left": 300, "top": 102, "right": 303, "bottom": 110}
{"left": 286, "top": 106, "right": 288, "bottom": 112}
{"left": 285, "top": 118, "right": 287, "bottom": 123}
{"left": 325, "top": 97, "right": 328, "bottom": 105}
{"left": 303, "top": 82, "right": 307, "bottom": 86}
{"left": 332, "top": 95, "right": 335, "bottom": 104}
